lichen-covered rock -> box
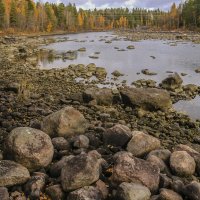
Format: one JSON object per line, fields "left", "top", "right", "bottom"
{"left": 0, "top": 160, "right": 30, "bottom": 187}
{"left": 127, "top": 131, "right": 161, "bottom": 157}
{"left": 42, "top": 107, "right": 88, "bottom": 138}
{"left": 111, "top": 152, "right": 160, "bottom": 193}
{"left": 170, "top": 151, "right": 196, "bottom": 176}
{"left": 103, "top": 124, "right": 132, "bottom": 147}
{"left": 67, "top": 186, "right": 102, "bottom": 200}
{"left": 5, "top": 127, "right": 54, "bottom": 171}
{"left": 120, "top": 87, "right": 172, "bottom": 111}
{"left": 61, "top": 151, "right": 102, "bottom": 191}
{"left": 116, "top": 182, "right": 151, "bottom": 200}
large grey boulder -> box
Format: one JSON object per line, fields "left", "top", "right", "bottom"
{"left": 120, "top": 87, "right": 172, "bottom": 111}
{"left": 103, "top": 124, "right": 132, "bottom": 147}
{"left": 170, "top": 151, "right": 196, "bottom": 176}
{"left": 61, "top": 151, "right": 102, "bottom": 191}
{"left": 111, "top": 152, "right": 160, "bottom": 193}
{"left": 116, "top": 182, "right": 151, "bottom": 200}
{"left": 42, "top": 107, "right": 88, "bottom": 138}
{"left": 5, "top": 127, "right": 54, "bottom": 171}
{"left": 127, "top": 131, "right": 161, "bottom": 157}
{"left": 0, "top": 160, "right": 30, "bottom": 187}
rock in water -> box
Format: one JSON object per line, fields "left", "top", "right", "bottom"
{"left": 160, "top": 73, "right": 183, "bottom": 91}
{"left": 0, "top": 160, "right": 30, "bottom": 187}
{"left": 42, "top": 107, "right": 88, "bottom": 138}
{"left": 127, "top": 131, "right": 161, "bottom": 157}
{"left": 61, "top": 151, "right": 102, "bottom": 191}
{"left": 5, "top": 127, "right": 54, "bottom": 171}
{"left": 103, "top": 124, "right": 132, "bottom": 147}
{"left": 116, "top": 182, "right": 151, "bottom": 200}
{"left": 120, "top": 87, "right": 172, "bottom": 111}
{"left": 170, "top": 151, "right": 196, "bottom": 176}
{"left": 111, "top": 152, "right": 160, "bottom": 193}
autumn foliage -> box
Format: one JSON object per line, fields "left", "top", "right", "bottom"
{"left": 0, "top": 0, "right": 199, "bottom": 33}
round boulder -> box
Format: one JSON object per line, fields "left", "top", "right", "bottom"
{"left": 116, "top": 182, "right": 151, "bottom": 200}
{"left": 159, "top": 188, "right": 183, "bottom": 200}
{"left": 5, "top": 127, "right": 54, "bottom": 171}
{"left": 170, "top": 151, "right": 196, "bottom": 176}
{"left": 0, "top": 160, "right": 30, "bottom": 187}
{"left": 127, "top": 131, "right": 161, "bottom": 157}
{"left": 41, "top": 107, "right": 88, "bottom": 138}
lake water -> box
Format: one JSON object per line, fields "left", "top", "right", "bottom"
{"left": 38, "top": 32, "right": 200, "bottom": 120}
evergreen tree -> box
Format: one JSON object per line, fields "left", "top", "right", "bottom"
{"left": 0, "top": 0, "right": 5, "bottom": 28}
{"left": 10, "top": 0, "right": 17, "bottom": 27}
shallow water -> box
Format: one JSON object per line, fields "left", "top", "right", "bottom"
{"left": 174, "top": 96, "right": 200, "bottom": 120}
{"left": 38, "top": 32, "right": 200, "bottom": 119}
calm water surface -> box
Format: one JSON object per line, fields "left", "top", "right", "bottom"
{"left": 38, "top": 32, "right": 200, "bottom": 120}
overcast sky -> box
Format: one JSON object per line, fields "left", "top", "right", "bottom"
{"left": 44, "top": 0, "right": 185, "bottom": 11}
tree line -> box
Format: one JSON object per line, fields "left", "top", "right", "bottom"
{"left": 0, "top": 0, "right": 200, "bottom": 33}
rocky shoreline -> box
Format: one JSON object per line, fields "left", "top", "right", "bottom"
{"left": 0, "top": 32, "right": 200, "bottom": 199}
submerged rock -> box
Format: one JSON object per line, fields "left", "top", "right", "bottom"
{"left": 120, "top": 87, "right": 172, "bottom": 111}
{"left": 42, "top": 107, "right": 88, "bottom": 138}
{"left": 141, "top": 69, "right": 157, "bottom": 76}
{"left": 5, "top": 127, "right": 54, "bottom": 171}
{"left": 127, "top": 45, "right": 135, "bottom": 49}
{"left": 112, "top": 70, "right": 124, "bottom": 77}
{"left": 78, "top": 47, "right": 86, "bottom": 52}
{"left": 0, "top": 160, "right": 30, "bottom": 187}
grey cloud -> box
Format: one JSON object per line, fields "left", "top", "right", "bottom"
{"left": 43, "top": 0, "right": 184, "bottom": 10}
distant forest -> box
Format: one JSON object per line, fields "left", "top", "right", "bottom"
{"left": 0, "top": 0, "right": 200, "bottom": 33}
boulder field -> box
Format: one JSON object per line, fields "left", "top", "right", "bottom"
{"left": 0, "top": 106, "right": 200, "bottom": 199}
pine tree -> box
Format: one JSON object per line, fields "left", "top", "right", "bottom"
{"left": 10, "top": 0, "right": 17, "bottom": 27}
{"left": 0, "top": 0, "right": 5, "bottom": 28}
